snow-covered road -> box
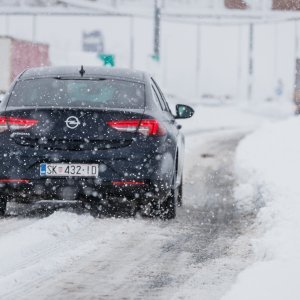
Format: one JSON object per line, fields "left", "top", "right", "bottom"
{"left": 0, "top": 129, "right": 255, "bottom": 300}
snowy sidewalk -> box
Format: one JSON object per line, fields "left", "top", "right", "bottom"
{"left": 223, "top": 117, "right": 300, "bottom": 300}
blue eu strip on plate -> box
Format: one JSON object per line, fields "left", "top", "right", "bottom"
{"left": 40, "top": 163, "right": 46, "bottom": 176}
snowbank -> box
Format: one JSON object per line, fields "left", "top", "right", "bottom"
{"left": 222, "top": 117, "right": 300, "bottom": 300}
{"left": 0, "top": 212, "right": 154, "bottom": 298}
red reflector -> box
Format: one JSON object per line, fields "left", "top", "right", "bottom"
{"left": 107, "top": 119, "right": 166, "bottom": 136}
{"left": 0, "top": 179, "right": 30, "bottom": 183}
{"left": 112, "top": 181, "right": 145, "bottom": 186}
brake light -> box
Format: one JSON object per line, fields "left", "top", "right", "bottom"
{"left": 112, "top": 181, "right": 145, "bottom": 186}
{"left": 0, "top": 117, "right": 7, "bottom": 133}
{"left": 107, "top": 119, "right": 166, "bottom": 136}
{"left": 0, "top": 179, "right": 30, "bottom": 183}
{"left": 0, "top": 116, "right": 38, "bottom": 132}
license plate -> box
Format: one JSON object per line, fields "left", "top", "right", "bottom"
{"left": 40, "top": 163, "right": 98, "bottom": 177}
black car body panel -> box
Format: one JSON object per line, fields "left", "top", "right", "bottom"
{"left": 0, "top": 67, "right": 192, "bottom": 217}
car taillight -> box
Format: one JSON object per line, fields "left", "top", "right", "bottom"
{"left": 0, "top": 116, "right": 38, "bottom": 132}
{"left": 107, "top": 119, "right": 166, "bottom": 136}
{"left": 0, "top": 117, "right": 7, "bottom": 133}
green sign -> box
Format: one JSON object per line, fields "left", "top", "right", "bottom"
{"left": 151, "top": 54, "right": 160, "bottom": 62}
{"left": 98, "top": 54, "right": 115, "bottom": 67}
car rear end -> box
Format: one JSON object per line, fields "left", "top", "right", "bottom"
{"left": 0, "top": 69, "right": 174, "bottom": 215}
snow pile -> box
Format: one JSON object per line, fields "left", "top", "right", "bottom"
{"left": 175, "top": 99, "right": 293, "bottom": 139}
{"left": 0, "top": 211, "right": 152, "bottom": 298}
{"left": 223, "top": 117, "right": 300, "bottom": 300}
{"left": 0, "top": 212, "right": 95, "bottom": 297}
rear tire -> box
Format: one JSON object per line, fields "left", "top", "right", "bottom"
{"left": 159, "top": 171, "right": 179, "bottom": 220}
{"left": 140, "top": 172, "right": 181, "bottom": 220}
{"left": 159, "top": 189, "right": 176, "bottom": 220}
{"left": 90, "top": 198, "right": 101, "bottom": 218}
{"left": 89, "top": 197, "right": 138, "bottom": 218}
{"left": 0, "top": 197, "right": 7, "bottom": 217}
{"left": 177, "top": 177, "right": 183, "bottom": 207}
{"left": 139, "top": 201, "right": 158, "bottom": 218}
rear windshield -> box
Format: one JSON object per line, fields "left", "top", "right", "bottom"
{"left": 8, "top": 78, "right": 145, "bottom": 109}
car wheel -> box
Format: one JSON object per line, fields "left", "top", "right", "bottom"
{"left": 139, "top": 201, "right": 158, "bottom": 218}
{"left": 159, "top": 174, "right": 178, "bottom": 220}
{"left": 89, "top": 198, "right": 102, "bottom": 218}
{"left": 177, "top": 176, "right": 183, "bottom": 207}
{"left": 0, "top": 197, "right": 7, "bottom": 217}
{"left": 89, "top": 197, "right": 138, "bottom": 218}
{"left": 159, "top": 189, "right": 177, "bottom": 220}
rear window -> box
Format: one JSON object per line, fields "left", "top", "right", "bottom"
{"left": 8, "top": 78, "right": 145, "bottom": 109}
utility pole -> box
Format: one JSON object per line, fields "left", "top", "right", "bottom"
{"left": 5, "top": 15, "right": 10, "bottom": 36}
{"left": 295, "top": 21, "right": 299, "bottom": 59}
{"left": 32, "top": 14, "right": 37, "bottom": 42}
{"left": 195, "top": 24, "right": 201, "bottom": 97}
{"left": 248, "top": 23, "right": 254, "bottom": 101}
{"left": 273, "top": 23, "right": 278, "bottom": 93}
{"left": 294, "top": 21, "right": 299, "bottom": 106}
{"left": 153, "top": 0, "right": 161, "bottom": 61}
{"left": 129, "top": 16, "right": 134, "bottom": 69}
{"left": 237, "top": 25, "right": 242, "bottom": 101}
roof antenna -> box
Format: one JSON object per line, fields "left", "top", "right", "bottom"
{"left": 79, "top": 65, "right": 85, "bottom": 77}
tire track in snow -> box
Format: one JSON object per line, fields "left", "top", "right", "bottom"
{"left": 0, "top": 213, "right": 94, "bottom": 279}
{"left": 0, "top": 213, "right": 158, "bottom": 300}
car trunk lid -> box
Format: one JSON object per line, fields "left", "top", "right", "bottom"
{"left": 4, "top": 108, "right": 146, "bottom": 151}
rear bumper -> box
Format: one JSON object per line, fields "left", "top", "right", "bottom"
{"left": 0, "top": 178, "right": 171, "bottom": 203}
{"left": 0, "top": 138, "right": 176, "bottom": 203}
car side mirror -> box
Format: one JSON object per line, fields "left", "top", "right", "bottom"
{"left": 175, "top": 104, "right": 194, "bottom": 119}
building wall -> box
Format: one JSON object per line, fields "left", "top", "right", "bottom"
{"left": 11, "top": 39, "right": 50, "bottom": 82}
{"left": 0, "top": 37, "right": 11, "bottom": 92}
{"left": 224, "top": 0, "right": 248, "bottom": 9}
{"left": 272, "top": 0, "right": 300, "bottom": 10}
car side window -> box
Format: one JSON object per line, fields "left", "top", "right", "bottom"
{"left": 151, "top": 78, "right": 172, "bottom": 115}
{"left": 151, "top": 84, "right": 165, "bottom": 111}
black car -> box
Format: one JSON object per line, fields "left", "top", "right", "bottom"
{"left": 0, "top": 66, "right": 194, "bottom": 219}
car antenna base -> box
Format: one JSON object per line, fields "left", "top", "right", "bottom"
{"left": 79, "top": 65, "right": 85, "bottom": 77}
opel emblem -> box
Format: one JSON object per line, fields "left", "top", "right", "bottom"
{"left": 65, "top": 116, "right": 80, "bottom": 129}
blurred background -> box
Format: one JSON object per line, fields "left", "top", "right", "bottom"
{"left": 0, "top": 0, "right": 300, "bottom": 106}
